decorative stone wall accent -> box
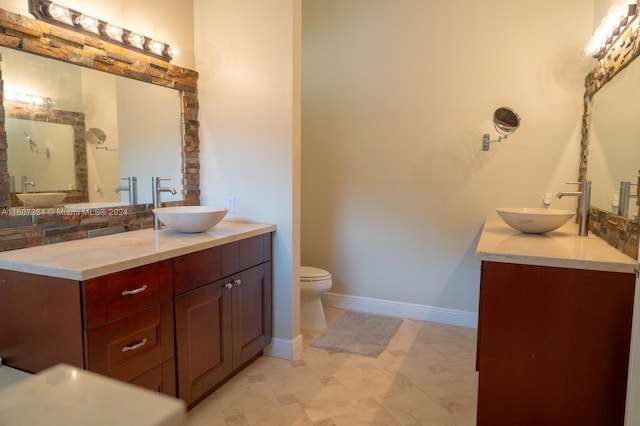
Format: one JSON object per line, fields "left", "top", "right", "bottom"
{"left": 581, "top": 4, "right": 640, "bottom": 260}
{"left": 0, "top": 8, "right": 200, "bottom": 251}
{"left": 589, "top": 207, "right": 639, "bottom": 259}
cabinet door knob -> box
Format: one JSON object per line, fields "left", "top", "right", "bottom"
{"left": 121, "top": 284, "right": 148, "bottom": 296}
{"left": 225, "top": 282, "right": 233, "bottom": 289}
{"left": 235, "top": 279, "right": 242, "bottom": 286}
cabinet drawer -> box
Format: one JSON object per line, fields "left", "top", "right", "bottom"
{"left": 85, "top": 300, "right": 174, "bottom": 382}
{"left": 173, "top": 246, "right": 221, "bottom": 295}
{"left": 173, "top": 233, "right": 272, "bottom": 295}
{"left": 84, "top": 260, "right": 173, "bottom": 328}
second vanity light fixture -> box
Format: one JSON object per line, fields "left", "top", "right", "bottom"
{"left": 584, "top": 1, "right": 639, "bottom": 59}
{"left": 482, "top": 106, "right": 521, "bottom": 151}
{"left": 28, "top": 0, "right": 174, "bottom": 61}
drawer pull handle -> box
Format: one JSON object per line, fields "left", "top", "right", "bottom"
{"left": 121, "top": 339, "right": 147, "bottom": 353}
{"left": 225, "top": 282, "right": 233, "bottom": 289}
{"left": 235, "top": 279, "right": 242, "bottom": 286}
{"left": 121, "top": 285, "right": 148, "bottom": 296}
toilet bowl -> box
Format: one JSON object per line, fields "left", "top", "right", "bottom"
{"left": 300, "top": 266, "right": 332, "bottom": 329}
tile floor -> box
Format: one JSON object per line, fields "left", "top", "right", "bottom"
{"left": 186, "top": 308, "right": 478, "bottom": 425}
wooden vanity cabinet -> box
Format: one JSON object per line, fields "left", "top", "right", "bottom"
{"left": 173, "top": 234, "right": 272, "bottom": 407}
{"left": 0, "top": 231, "right": 273, "bottom": 406}
{"left": 476, "top": 261, "right": 636, "bottom": 426}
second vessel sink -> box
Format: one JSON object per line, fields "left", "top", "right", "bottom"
{"left": 17, "top": 192, "right": 66, "bottom": 207}
{"left": 496, "top": 207, "right": 575, "bottom": 234}
{"left": 153, "top": 206, "right": 228, "bottom": 233}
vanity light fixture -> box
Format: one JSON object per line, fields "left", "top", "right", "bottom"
{"left": 585, "top": 2, "right": 639, "bottom": 59}
{"left": 4, "top": 90, "right": 54, "bottom": 108}
{"left": 28, "top": 0, "right": 175, "bottom": 62}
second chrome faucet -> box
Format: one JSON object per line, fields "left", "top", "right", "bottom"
{"left": 556, "top": 181, "right": 591, "bottom": 236}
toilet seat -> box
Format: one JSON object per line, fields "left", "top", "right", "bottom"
{"left": 301, "top": 266, "right": 331, "bottom": 282}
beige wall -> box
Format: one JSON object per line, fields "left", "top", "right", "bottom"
{"left": 193, "top": 0, "right": 301, "bottom": 354}
{"left": 301, "top": 0, "right": 594, "bottom": 315}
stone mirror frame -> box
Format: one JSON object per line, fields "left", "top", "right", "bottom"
{"left": 580, "top": 16, "right": 640, "bottom": 259}
{"left": 0, "top": 9, "right": 200, "bottom": 250}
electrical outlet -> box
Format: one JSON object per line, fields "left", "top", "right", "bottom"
{"left": 226, "top": 196, "right": 235, "bottom": 213}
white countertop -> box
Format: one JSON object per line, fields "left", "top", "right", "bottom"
{"left": 0, "top": 221, "right": 276, "bottom": 280}
{"left": 0, "top": 364, "right": 185, "bottom": 426}
{"left": 476, "top": 217, "right": 637, "bottom": 274}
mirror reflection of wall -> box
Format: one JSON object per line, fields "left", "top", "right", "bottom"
{"left": 6, "top": 119, "right": 75, "bottom": 192}
{"left": 0, "top": 45, "right": 184, "bottom": 205}
{"left": 587, "top": 55, "right": 640, "bottom": 220}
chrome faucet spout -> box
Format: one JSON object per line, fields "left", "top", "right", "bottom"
{"left": 555, "top": 181, "right": 591, "bottom": 236}
{"left": 114, "top": 177, "right": 138, "bottom": 205}
{"left": 152, "top": 177, "right": 178, "bottom": 230}
{"left": 556, "top": 191, "right": 582, "bottom": 198}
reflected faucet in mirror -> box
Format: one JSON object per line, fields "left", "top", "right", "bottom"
{"left": 114, "top": 177, "right": 138, "bottom": 205}
{"left": 482, "top": 106, "right": 521, "bottom": 151}
{"left": 618, "top": 181, "right": 638, "bottom": 218}
{"left": 152, "top": 177, "right": 177, "bottom": 230}
{"left": 21, "top": 176, "right": 35, "bottom": 193}
{"left": 556, "top": 181, "right": 591, "bottom": 236}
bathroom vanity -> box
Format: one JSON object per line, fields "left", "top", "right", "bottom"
{"left": 476, "top": 218, "right": 636, "bottom": 426}
{"left": 0, "top": 221, "right": 275, "bottom": 408}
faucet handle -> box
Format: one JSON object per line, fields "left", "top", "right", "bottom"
{"left": 565, "top": 181, "right": 591, "bottom": 186}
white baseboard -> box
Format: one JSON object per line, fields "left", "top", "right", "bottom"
{"left": 322, "top": 292, "right": 478, "bottom": 329}
{"left": 263, "top": 334, "right": 304, "bottom": 360}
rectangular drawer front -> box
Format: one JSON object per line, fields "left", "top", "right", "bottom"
{"left": 84, "top": 260, "right": 173, "bottom": 328}
{"left": 174, "top": 234, "right": 272, "bottom": 295}
{"left": 85, "top": 300, "right": 174, "bottom": 382}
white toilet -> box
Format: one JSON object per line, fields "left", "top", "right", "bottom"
{"left": 300, "top": 266, "right": 332, "bottom": 329}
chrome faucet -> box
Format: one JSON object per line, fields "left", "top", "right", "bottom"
{"left": 152, "top": 177, "right": 177, "bottom": 230}
{"left": 114, "top": 177, "right": 138, "bottom": 205}
{"left": 556, "top": 180, "right": 591, "bottom": 236}
{"left": 617, "top": 181, "right": 637, "bottom": 217}
{"left": 21, "top": 176, "right": 35, "bottom": 193}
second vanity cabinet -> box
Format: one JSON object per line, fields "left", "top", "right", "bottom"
{"left": 476, "top": 218, "right": 637, "bottom": 426}
{"left": 173, "top": 234, "right": 272, "bottom": 406}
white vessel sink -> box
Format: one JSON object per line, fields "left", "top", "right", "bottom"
{"left": 153, "top": 206, "right": 228, "bottom": 233}
{"left": 496, "top": 207, "right": 575, "bottom": 234}
{"left": 17, "top": 192, "right": 66, "bottom": 207}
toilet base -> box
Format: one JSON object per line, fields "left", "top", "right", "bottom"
{"left": 300, "top": 297, "right": 327, "bottom": 329}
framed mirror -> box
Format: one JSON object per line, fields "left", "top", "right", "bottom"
{"left": 587, "top": 59, "right": 640, "bottom": 221}
{"left": 580, "top": 8, "right": 640, "bottom": 259}
{"left": 0, "top": 8, "right": 200, "bottom": 250}
{"left": 0, "top": 8, "right": 200, "bottom": 205}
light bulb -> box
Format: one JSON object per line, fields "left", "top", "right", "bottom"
{"left": 147, "top": 39, "right": 165, "bottom": 56}
{"left": 46, "top": 3, "right": 72, "bottom": 25}
{"left": 75, "top": 14, "right": 99, "bottom": 34}
{"left": 103, "top": 23, "right": 123, "bottom": 41}
{"left": 126, "top": 32, "right": 145, "bottom": 49}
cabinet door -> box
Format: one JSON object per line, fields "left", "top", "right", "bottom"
{"left": 232, "top": 262, "right": 272, "bottom": 369}
{"left": 477, "top": 261, "right": 635, "bottom": 426}
{"left": 175, "top": 279, "right": 233, "bottom": 406}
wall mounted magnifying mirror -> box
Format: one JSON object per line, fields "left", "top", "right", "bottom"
{"left": 85, "top": 128, "right": 117, "bottom": 152}
{"left": 482, "top": 106, "right": 521, "bottom": 151}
